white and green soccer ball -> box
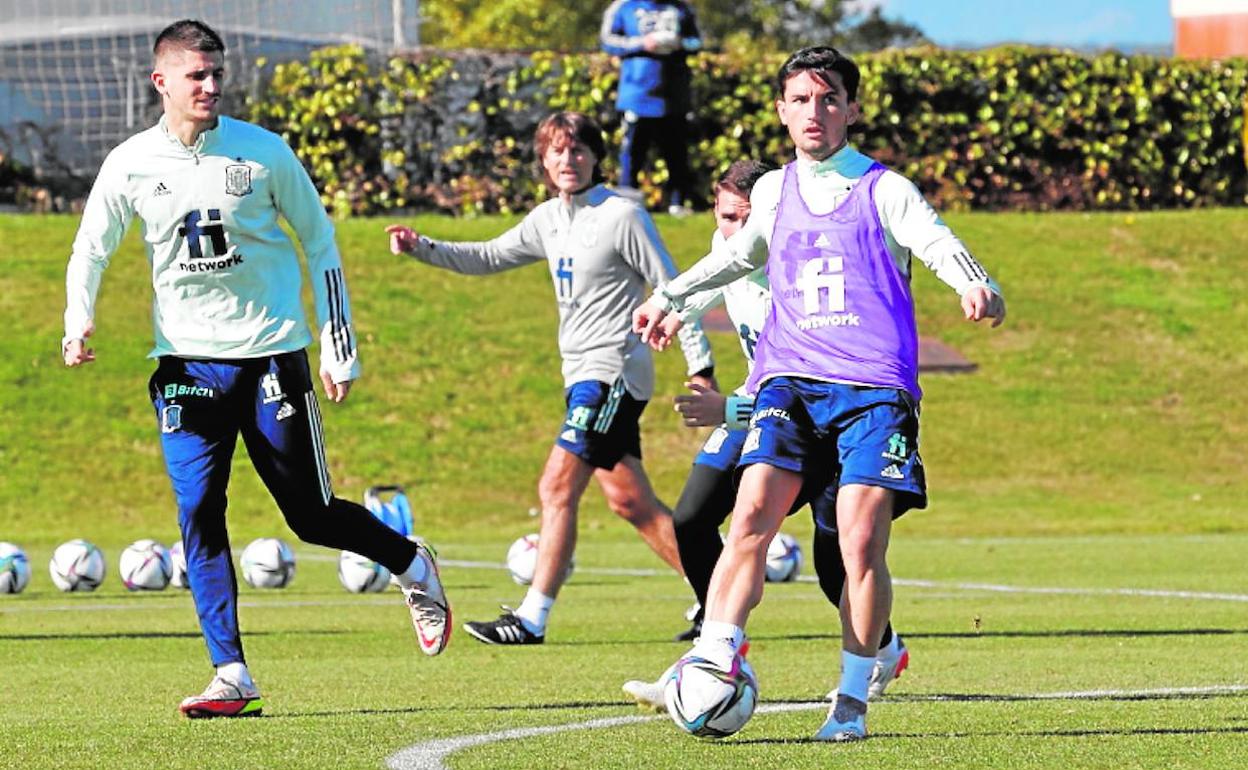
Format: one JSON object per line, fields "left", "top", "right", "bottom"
{"left": 0, "top": 542, "right": 32, "bottom": 594}
{"left": 119, "top": 539, "right": 173, "bottom": 591}
{"left": 338, "top": 550, "right": 391, "bottom": 593}
{"left": 240, "top": 538, "right": 295, "bottom": 589}
{"left": 49, "top": 539, "right": 106, "bottom": 592}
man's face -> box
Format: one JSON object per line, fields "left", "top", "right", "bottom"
{"left": 152, "top": 48, "right": 225, "bottom": 127}
{"left": 713, "top": 188, "right": 751, "bottom": 239}
{"left": 542, "top": 134, "right": 597, "bottom": 195}
{"left": 775, "top": 69, "right": 859, "bottom": 162}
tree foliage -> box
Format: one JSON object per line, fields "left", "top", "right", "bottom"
{"left": 417, "top": 0, "right": 926, "bottom": 53}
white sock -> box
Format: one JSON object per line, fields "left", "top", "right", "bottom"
{"left": 837, "top": 650, "right": 874, "bottom": 705}
{"left": 514, "top": 588, "right": 554, "bottom": 636}
{"left": 217, "top": 661, "right": 254, "bottom": 688}
{"left": 699, "top": 620, "right": 745, "bottom": 648}
{"left": 394, "top": 549, "right": 429, "bottom": 589}
{"left": 690, "top": 621, "right": 744, "bottom": 670}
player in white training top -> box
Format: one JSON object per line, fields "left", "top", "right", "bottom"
{"left": 386, "top": 112, "right": 716, "bottom": 645}
{"left": 62, "top": 19, "right": 450, "bottom": 719}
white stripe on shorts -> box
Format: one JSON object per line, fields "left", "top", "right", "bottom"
{"left": 592, "top": 378, "right": 626, "bottom": 433}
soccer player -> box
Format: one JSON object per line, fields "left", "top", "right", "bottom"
{"left": 385, "top": 111, "right": 715, "bottom": 646}
{"left": 621, "top": 160, "right": 909, "bottom": 710}
{"left": 61, "top": 20, "right": 451, "bottom": 719}
{"left": 632, "top": 47, "right": 1006, "bottom": 741}
{"left": 600, "top": 0, "right": 701, "bottom": 215}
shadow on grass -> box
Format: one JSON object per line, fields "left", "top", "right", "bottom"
{"left": 734, "top": 725, "right": 1248, "bottom": 745}
{"left": 749, "top": 627, "right": 1248, "bottom": 643}
{"left": 0, "top": 629, "right": 351, "bottom": 642}
{"left": 269, "top": 699, "right": 631, "bottom": 719}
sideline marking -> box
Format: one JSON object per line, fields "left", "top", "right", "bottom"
{"left": 6, "top": 560, "right": 1248, "bottom": 614}
{"left": 386, "top": 685, "right": 1248, "bottom": 770}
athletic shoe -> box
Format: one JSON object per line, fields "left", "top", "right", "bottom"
{"left": 622, "top": 662, "right": 677, "bottom": 712}
{"left": 867, "top": 637, "right": 910, "bottom": 700}
{"left": 814, "top": 694, "right": 867, "bottom": 742}
{"left": 463, "top": 608, "right": 544, "bottom": 645}
{"left": 403, "top": 543, "right": 451, "bottom": 655}
{"left": 667, "top": 204, "right": 692, "bottom": 219}
{"left": 179, "top": 676, "right": 263, "bottom": 719}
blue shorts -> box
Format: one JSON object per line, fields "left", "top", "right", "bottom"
{"left": 739, "top": 377, "right": 927, "bottom": 524}
{"left": 692, "top": 425, "right": 749, "bottom": 472}
{"left": 555, "top": 379, "right": 646, "bottom": 470}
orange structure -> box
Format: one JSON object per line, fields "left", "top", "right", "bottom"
{"left": 1173, "top": 0, "right": 1248, "bottom": 57}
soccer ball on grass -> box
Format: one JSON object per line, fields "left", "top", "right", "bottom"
{"left": 664, "top": 653, "right": 759, "bottom": 738}
{"left": 240, "top": 538, "right": 295, "bottom": 588}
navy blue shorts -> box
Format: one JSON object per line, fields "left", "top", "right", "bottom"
{"left": 692, "top": 425, "right": 749, "bottom": 472}
{"left": 739, "top": 377, "right": 927, "bottom": 525}
{"left": 555, "top": 379, "right": 646, "bottom": 470}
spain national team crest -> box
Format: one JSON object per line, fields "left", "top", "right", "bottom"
{"left": 224, "top": 164, "right": 252, "bottom": 197}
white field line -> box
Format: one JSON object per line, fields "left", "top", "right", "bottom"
{"left": 386, "top": 684, "right": 1248, "bottom": 770}
{"left": 5, "top": 558, "right": 1248, "bottom": 613}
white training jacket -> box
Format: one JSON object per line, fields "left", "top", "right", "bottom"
{"left": 64, "top": 115, "right": 359, "bottom": 383}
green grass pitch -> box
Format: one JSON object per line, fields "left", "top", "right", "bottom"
{"left": 2, "top": 209, "right": 1247, "bottom": 768}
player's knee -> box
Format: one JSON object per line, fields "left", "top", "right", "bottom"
{"left": 277, "top": 497, "right": 334, "bottom": 544}
{"left": 838, "top": 525, "right": 887, "bottom": 573}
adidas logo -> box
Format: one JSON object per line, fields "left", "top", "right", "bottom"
{"left": 881, "top": 464, "right": 904, "bottom": 480}
{"left": 153, "top": 182, "right": 171, "bottom": 197}
{"left": 275, "top": 402, "right": 297, "bottom": 421}
{"left": 814, "top": 233, "right": 832, "bottom": 249}
{"left": 560, "top": 428, "right": 578, "bottom": 442}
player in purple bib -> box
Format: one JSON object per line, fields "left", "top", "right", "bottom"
{"left": 634, "top": 46, "right": 1006, "bottom": 741}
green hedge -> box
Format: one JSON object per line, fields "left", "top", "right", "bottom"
{"left": 246, "top": 46, "right": 1248, "bottom": 216}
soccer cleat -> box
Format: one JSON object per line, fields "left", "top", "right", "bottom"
{"left": 463, "top": 608, "right": 544, "bottom": 645}
{"left": 868, "top": 638, "right": 910, "bottom": 700}
{"left": 179, "top": 676, "right": 263, "bottom": 719}
{"left": 814, "top": 694, "right": 867, "bottom": 742}
{"left": 622, "top": 662, "right": 677, "bottom": 712}
{"left": 403, "top": 543, "right": 452, "bottom": 655}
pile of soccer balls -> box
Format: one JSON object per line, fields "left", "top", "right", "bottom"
{"left": 0, "top": 537, "right": 298, "bottom": 594}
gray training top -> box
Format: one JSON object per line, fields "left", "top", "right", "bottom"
{"left": 409, "top": 184, "right": 713, "bottom": 400}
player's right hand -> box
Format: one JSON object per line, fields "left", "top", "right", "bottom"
{"left": 63, "top": 323, "right": 96, "bottom": 367}
{"left": 674, "top": 381, "right": 726, "bottom": 428}
{"left": 385, "top": 224, "right": 420, "bottom": 255}
{"left": 632, "top": 297, "right": 672, "bottom": 350}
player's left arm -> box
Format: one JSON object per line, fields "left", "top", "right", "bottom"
{"left": 616, "top": 205, "right": 716, "bottom": 378}
{"left": 876, "top": 172, "right": 1006, "bottom": 327}
{"left": 272, "top": 142, "right": 359, "bottom": 401}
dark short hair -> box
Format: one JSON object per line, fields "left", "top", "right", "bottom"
{"left": 714, "top": 159, "right": 776, "bottom": 198}
{"left": 776, "top": 46, "right": 860, "bottom": 102}
{"left": 534, "top": 111, "right": 607, "bottom": 184}
{"left": 153, "top": 19, "right": 225, "bottom": 61}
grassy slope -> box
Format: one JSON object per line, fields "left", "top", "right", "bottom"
{"left": 2, "top": 209, "right": 1247, "bottom": 769}
{"left": 2, "top": 209, "right": 1245, "bottom": 548}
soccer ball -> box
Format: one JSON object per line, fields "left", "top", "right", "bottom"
{"left": 764, "top": 532, "right": 803, "bottom": 582}
{"left": 239, "top": 538, "right": 295, "bottom": 589}
{"left": 168, "top": 540, "right": 189, "bottom": 589}
{"left": 338, "top": 550, "right": 391, "bottom": 593}
{"left": 119, "top": 539, "right": 173, "bottom": 591}
{"left": 49, "top": 539, "right": 106, "bottom": 592}
{"left": 0, "top": 542, "right": 31, "bottom": 594}
{"left": 664, "top": 653, "right": 759, "bottom": 738}
{"left": 505, "top": 533, "right": 573, "bottom": 586}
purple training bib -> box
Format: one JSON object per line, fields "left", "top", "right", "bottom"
{"left": 746, "top": 161, "right": 921, "bottom": 400}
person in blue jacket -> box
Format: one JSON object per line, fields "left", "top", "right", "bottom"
{"left": 600, "top": 0, "right": 701, "bottom": 215}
